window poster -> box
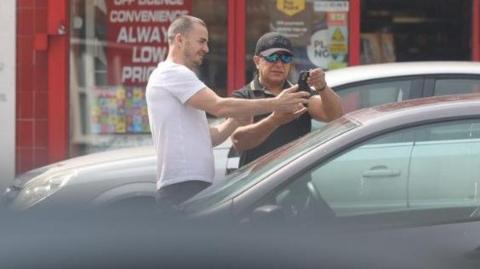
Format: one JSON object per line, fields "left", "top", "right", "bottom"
{"left": 90, "top": 86, "right": 150, "bottom": 134}
{"left": 89, "top": 0, "right": 192, "bottom": 135}
{"left": 270, "top": 0, "right": 349, "bottom": 70}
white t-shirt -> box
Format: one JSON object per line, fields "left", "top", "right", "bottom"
{"left": 146, "top": 60, "right": 214, "bottom": 190}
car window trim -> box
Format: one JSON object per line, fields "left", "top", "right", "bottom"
{"left": 423, "top": 74, "right": 480, "bottom": 97}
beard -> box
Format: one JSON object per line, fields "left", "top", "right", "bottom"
{"left": 183, "top": 48, "right": 204, "bottom": 73}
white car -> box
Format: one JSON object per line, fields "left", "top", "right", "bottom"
{"left": 5, "top": 61, "right": 480, "bottom": 210}
{"left": 325, "top": 61, "right": 480, "bottom": 113}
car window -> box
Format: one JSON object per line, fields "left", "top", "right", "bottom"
{"left": 417, "top": 120, "right": 480, "bottom": 141}
{"left": 336, "top": 80, "right": 413, "bottom": 113}
{"left": 269, "top": 118, "right": 480, "bottom": 224}
{"left": 312, "top": 79, "right": 414, "bottom": 131}
{"left": 433, "top": 79, "right": 480, "bottom": 96}
{"left": 409, "top": 119, "right": 480, "bottom": 210}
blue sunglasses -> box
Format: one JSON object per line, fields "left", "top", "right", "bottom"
{"left": 262, "top": 53, "right": 293, "bottom": 64}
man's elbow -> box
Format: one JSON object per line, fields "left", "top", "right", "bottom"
{"left": 208, "top": 99, "right": 231, "bottom": 118}
{"left": 214, "top": 107, "right": 231, "bottom": 118}
{"left": 332, "top": 107, "right": 344, "bottom": 120}
{"left": 231, "top": 134, "right": 247, "bottom": 152}
{"left": 324, "top": 105, "right": 344, "bottom": 122}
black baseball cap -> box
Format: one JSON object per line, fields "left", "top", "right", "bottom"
{"left": 254, "top": 32, "right": 293, "bottom": 56}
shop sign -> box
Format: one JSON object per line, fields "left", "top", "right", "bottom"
{"left": 106, "top": 0, "right": 191, "bottom": 86}
{"left": 314, "top": 1, "right": 349, "bottom": 12}
{"left": 276, "top": 0, "right": 306, "bottom": 16}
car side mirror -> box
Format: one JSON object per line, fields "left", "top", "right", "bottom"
{"left": 249, "top": 205, "right": 285, "bottom": 226}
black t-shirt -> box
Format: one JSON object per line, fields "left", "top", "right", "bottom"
{"left": 232, "top": 76, "right": 313, "bottom": 167}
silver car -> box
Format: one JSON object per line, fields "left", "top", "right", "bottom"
{"left": 183, "top": 94, "right": 480, "bottom": 227}
{"left": 3, "top": 141, "right": 230, "bottom": 210}
{"left": 5, "top": 61, "right": 480, "bottom": 210}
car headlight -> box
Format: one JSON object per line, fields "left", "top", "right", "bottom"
{"left": 11, "top": 171, "right": 76, "bottom": 210}
{"left": 2, "top": 166, "right": 54, "bottom": 206}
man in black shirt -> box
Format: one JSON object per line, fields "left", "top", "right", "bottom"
{"left": 231, "top": 32, "right": 344, "bottom": 167}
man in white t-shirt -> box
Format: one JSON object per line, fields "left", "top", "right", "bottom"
{"left": 146, "top": 15, "right": 310, "bottom": 210}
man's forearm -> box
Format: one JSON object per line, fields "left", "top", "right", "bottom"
{"left": 319, "top": 87, "right": 344, "bottom": 120}
{"left": 210, "top": 118, "right": 240, "bottom": 147}
{"left": 187, "top": 86, "right": 309, "bottom": 118}
{"left": 214, "top": 97, "right": 276, "bottom": 118}
{"left": 231, "top": 115, "right": 279, "bottom": 151}
{"left": 309, "top": 87, "right": 344, "bottom": 121}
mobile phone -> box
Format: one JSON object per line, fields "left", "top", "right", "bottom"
{"left": 297, "top": 71, "right": 310, "bottom": 92}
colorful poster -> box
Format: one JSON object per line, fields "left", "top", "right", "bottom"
{"left": 90, "top": 86, "right": 150, "bottom": 134}
{"left": 105, "top": 0, "right": 192, "bottom": 86}
{"left": 306, "top": 11, "right": 349, "bottom": 69}
{"left": 269, "top": 0, "right": 349, "bottom": 70}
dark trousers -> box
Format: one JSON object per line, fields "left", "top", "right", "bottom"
{"left": 155, "top": 180, "right": 211, "bottom": 215}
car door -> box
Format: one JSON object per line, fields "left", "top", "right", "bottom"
{"left": 409, "top": 119, "right": 480, "bottom": 209}
{"left": 307, "top": 129, "right": 415, "bottom": 217}
{"left": 266, "top": 127, "right": 415, "bottom": 221}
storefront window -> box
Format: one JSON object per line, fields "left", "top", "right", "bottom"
{"left": 69, "top": 0, "right": 227, "bottom": 156}
{"left": 245, "top": 0, "right": 350, "bottom": 82}
{"left": 360, "top": 0, "right": 471, "bottom": 63}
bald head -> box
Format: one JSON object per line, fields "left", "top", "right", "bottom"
{"left": 167, "top": 15, "right": 206, "bottom": 45}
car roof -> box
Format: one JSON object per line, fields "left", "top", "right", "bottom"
{"left": 346, "top": 94, "right": 480, "bottom": 127}
{"left": 326, "top": 61, "right": 480, "bottom": 87}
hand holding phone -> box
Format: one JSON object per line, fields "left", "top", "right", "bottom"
{"left": 297, "top": 71, "right": 310, "bottom": 92}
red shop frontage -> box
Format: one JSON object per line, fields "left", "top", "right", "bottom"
{"left": 15, "top": 0, "right": 480, "bottom": 175}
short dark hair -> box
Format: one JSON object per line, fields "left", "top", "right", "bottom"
{"left": 167, "top": 15, "right": 206, "bottom": 44}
